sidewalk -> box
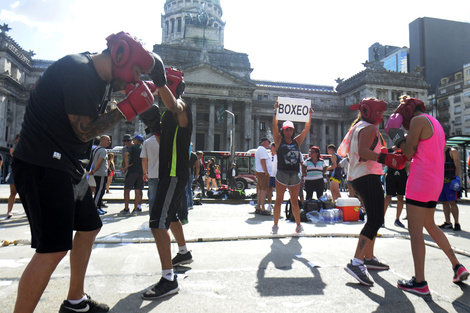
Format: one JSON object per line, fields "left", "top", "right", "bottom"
{"left": 1, "top": 184, "right": 470, "bottom": 312}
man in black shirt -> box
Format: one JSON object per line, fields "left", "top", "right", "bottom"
{"left": 142, "top": 69, "right": 193, "bottom": 300}
{"left": 11, "top": 32, "right": 166, "bottom": 313}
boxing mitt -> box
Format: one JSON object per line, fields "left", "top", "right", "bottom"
{"left": 117, "top": 81, "right": 154, "bottom": 121}
{"left": 385, "top": 113, "right": 403, "bottom": 135}
{"left": 139, "top": 105, "right": 161, "bottom": 135}
{"left": 149, "top": 53, "right": 166, "bottom": 87}
{"left": 450, "top": 176, "right": 461, "bottom": 191}
{"left": 377, "top": 152, "right": 407, "bottom": 170}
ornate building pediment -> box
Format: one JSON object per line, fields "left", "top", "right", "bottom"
{"left": 184, "top": 64, "right": 255, "bottom": 89}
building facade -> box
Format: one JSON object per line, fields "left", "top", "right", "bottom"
{"left": 435, "top": 63, "right": 470, "bottom": 136}
{"left": 409, "top": 17, "right": 470, "bottom": 93}
{"left": 0, "top": 0, "right": 432, "bottom": 168}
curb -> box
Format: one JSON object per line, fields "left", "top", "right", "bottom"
{"left": 2, "top": 234, "right": 470, "bottom": 258}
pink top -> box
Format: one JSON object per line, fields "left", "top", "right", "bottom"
{"left": 405, "top": 114, "right": 445, "bottom": 202}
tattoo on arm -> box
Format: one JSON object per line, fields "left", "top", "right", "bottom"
{"left": 69, "top": 110, "right": 123, "bottom": 142}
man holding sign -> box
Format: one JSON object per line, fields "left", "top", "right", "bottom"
{"left": 271, "top": 99, "right": 314, "bottom": 234}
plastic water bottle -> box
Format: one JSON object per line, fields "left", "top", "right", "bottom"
{"left": 306, "top": 211, "right": 322, "bottom": 223}
{"left": 320, "top": 195, "right": 327, "bottom": 202}
{"left": 337, "top": 209, "right": 343, "bottom": 223}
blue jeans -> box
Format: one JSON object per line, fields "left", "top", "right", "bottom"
{"left": 148, "top": 178, "right": 160, "bottom": 215}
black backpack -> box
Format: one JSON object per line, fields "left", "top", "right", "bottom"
{"left": 285, "top": 199, "right": 325, "bottom": 222}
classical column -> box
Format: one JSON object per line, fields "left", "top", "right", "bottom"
{"left": 226, "top": 100, "right": 234, "bottom": 151}
{"left": 0, "top": 96, "right": 6, "bottom": 147}
{"left": 244, "top": 101, "right": 252, "bottom": 151}
{"left": 191, "top": 98, "right": 197, "bottom": 146}
{"left": 321, "top": 119, "right": 326, "bottom": 151}
{"left": 208, "top": 99, "right": 215, "bottom": 151}
{"left": 337, "top": 122, "right": 342, "bottom": 146}
{"left": 254, "top": 116, "right": 260, "bottom": 146}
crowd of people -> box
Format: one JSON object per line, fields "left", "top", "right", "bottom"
{"left": 2, "top": 30, "right": 469, "bottom": 313}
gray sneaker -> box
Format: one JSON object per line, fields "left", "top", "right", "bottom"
{"left": 364, "top": 257, "right": 390, "bottom": 270}
{"left": 295, "top": 224, "right": 304, "bottom": 234}
{"left": 271, "top": 225, "right": 279, "bottom": 235}
{"left": 344, "top": 260, "right": 374, "bottom": 286}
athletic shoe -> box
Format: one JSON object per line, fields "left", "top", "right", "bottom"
{"left": 271, "top": 225, "right": 279, "bottom": 235}
{"left": 344, "top": 260, "right": 374, "bottom": 286}
{"left": 295, "top": 224, "right": 304, "bottom": 234}
{"left": 119, "top": 209, "right": 131, "bottom": 216}
{"left": 6, "top": 213, "right": 12, "bottom": 219}
{"left": 142, "top": 276, "right": 179, "bottom": 300}
{"left": 135, "top": 207, "right": 142, "bottom": 212}
{"left": 59, "top": 294, "right": 109, "bottom": 313}
{"left": 453, "top": 264, "right": 469, "bottom": 283}
{"left": 97, "top": 208, "right": 106, "bottom": 215}
{"left": 364, "top": 257, "right": 390, "bottom": 270}
{"left": 397, "top": 277, "right": 430, "bottom": 295}
{"left": 394, "top": 219, "right": 405, "bottom": 228}
{"left": 439, "top": 222, "right": 453, "bottom": 229}
{"left": 267, "top": 204, "right": 273, "bottom": 212}
{"left": 172, "top": 251, "right": 193, "bottom": 266}
{"left": 454, "top": 223, "right": 461, "bottom": 231}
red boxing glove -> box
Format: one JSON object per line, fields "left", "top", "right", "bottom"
{"left": 117, "top": 81, "right": 154, "bottom": 121}
{"left": 380, "top": 147, "right": 388, "bottom": 154}
{"left": 377, "top": 152, "right": 407, "bottom": 170}
{"left": 144, "top": 80, "right": 157, "bottom": 93}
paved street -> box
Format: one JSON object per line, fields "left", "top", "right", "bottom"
{"left": 0, "top": 184, "right": 470, "bottom": 313}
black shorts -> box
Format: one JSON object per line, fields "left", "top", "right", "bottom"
{"left": 124, "top": 172, "right": 144, "bottom": 190}
{"left": 385, "top": 170, "right": 407, "bottom": 196}
{"left": 406, "top": 198, "right": 437, "bottom": 208}
{"left": 149, "top": 176, "right": 188, "bottom": 229}
{"left": 12, "top": 158, "right": 102, "bottom": 253}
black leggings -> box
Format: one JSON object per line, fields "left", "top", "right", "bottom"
{"left": 352, "top": 174, "right": 384, "bottom": 240}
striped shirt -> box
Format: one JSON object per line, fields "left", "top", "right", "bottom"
{"left": 303, "top": 157, "right": 324, "bottom": 181}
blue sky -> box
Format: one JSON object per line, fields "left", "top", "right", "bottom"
{"left": 1, "top": 0, "right": 470, "bottom": 85}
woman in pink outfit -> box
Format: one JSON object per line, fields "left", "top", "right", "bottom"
{"left": 386, "top": 95, "right": 469, "bottom": 295}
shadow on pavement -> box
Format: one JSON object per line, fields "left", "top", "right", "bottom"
{"left": 256, "top": 237, "right": 325, "bottom": 296}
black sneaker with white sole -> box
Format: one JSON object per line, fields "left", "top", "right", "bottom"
{"left": 172, "top": 251, "right": 193, "bottom": 266}
{"left": 59, "top": 294, "right": 109, "bottom": 313}
{"left": 142, "top": 276, "right": 179, "bottom": 300}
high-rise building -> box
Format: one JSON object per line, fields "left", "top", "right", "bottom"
{"left": 409, "top": 17, "right": 470, "bottom": 92}
{"left": 368, "top": 43, "right": 408, "bottom": 73}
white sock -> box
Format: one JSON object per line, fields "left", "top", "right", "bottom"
{"left": 352, "top": 258, "right": 364, "bottom": 266}
{"left": 179, "top": 245, "right": 188, "bottom": 254}
{"left": 68, "top": 294, "right": 87, "bottom": 305}
{"left": 162, "top": 269, "right": 174, "bottom": 281}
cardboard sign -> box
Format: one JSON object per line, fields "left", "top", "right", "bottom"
{"left": 276, "top": 97, "right": 311, "bottom": 123}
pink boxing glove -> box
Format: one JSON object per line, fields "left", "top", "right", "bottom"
{"left": 385, "top": 113, "right": 403, "bottom": 135}
{"left": 117, "top": 81, "right": 154, "bottom": 121}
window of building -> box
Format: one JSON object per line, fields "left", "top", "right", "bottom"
{"left": 455, "top": 117, "right": 462, "bottom": 125}
{"left": 325, "top": 126, "right": 329, "bottom": 135}
{"left": 467, "top": 69, "right": 470, "bottom": 75}
{"left": 465, "top": 126, "right": 470, "bottom": 134}
{"left": 440, "top": 88, "right": 447, "bottom": 94}
{"left": 257, "top": 95, "right": 262, "bottom": 101}
{"left": 465, "top": 92, "right": 470, "bottom": 99}
{"left": 260, "top": 122, "right": 265, "bottom": 131}
{"left": 455, "top": 105, "right": 461, "bottom": 114}
{"left": 177, "top": 17, "right": 182, "bottom": 32}
{"left": 455, "top": 73, "right": 463, "bottom": 80}
{"left": 171, "top": 19, "right": 175, "bottom": 33}
{"left": 263, "top": 95, "right": 268, "bottom": 101}
{"left": 455, "top": 84, "right": 461, "bottom": 89}
{"left": 441, "top": 78, "right": 449, "bottom": 85}
{"left": 456, "top": 129, "right": 462, "bottom": 135}
{"left": 165, "top": 21, "right": 169, "bottom": 36}
{"left": 196, "top": 113, "right": 209, "bottom": 121}
{"left": 455, "top": 95, "right": 461, "bottom": 103}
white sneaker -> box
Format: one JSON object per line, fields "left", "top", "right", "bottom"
{"left": 295, "top": 224, "right": 304, "bottom": 234}
{"left": 267, "top": 204, "right": 273, "bottom": 212}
